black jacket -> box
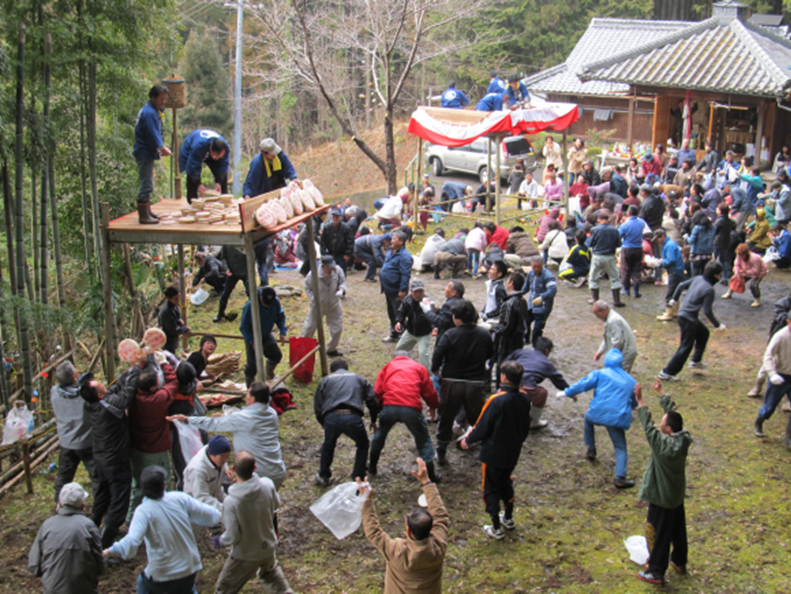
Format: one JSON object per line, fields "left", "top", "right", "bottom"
{"left": 589, "top": 223, "right": 621, "bottom": 255}
{"left": 158, "top": 301, "right": 189, "bottom": 353}
{"left": 582, "top": 168, "right": 601, "bottom": 187}
{"left": 713, "top": 214, "right": 734, "bottom": 252}
{"left": 640, "top": 195, "right": 665, "bottom": 231}
{"left": 395, "top": 295, "right": 433, "bottom": 337}
{"left": 425, "top": 296, "right": 463, "bottom": 343}
{"left": 492, "top": 292, "right": 527, "bottom": 362}
{"left": 219, "top": 246, "right": 248, "bottom": 278}
{"left": 84, "top": 365, "right": 140, "bottom": 467}
{"left": 313, "top": 369, "right": 378, "bottom": 425}
{"left": 321, "top": 221, "right": 354, "bottom": 258}
{"left": 192, "top": 254, "right": 226, "bottom": 287}
{"left": 432, "top": 324, "right": 493, "bottom": 381}
{"left": 609, "top": 172, "right": 628, "bottom": 198}
{"left": 465, "top": 383, "right": 532, "bottom": 469}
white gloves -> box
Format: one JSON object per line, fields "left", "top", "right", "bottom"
{"left": 154, "top": 351, "right": 167, "bottom": 366}
{"left": 716, "top": 324, "right": 726, "bottom": 332}
{"left": 532, "top": 297, "right": 543, "bottom": 307}
{"left": 335, "top": 290, "right": 344, "bottom": 297}
{"left": 770, "top": 373, "right": 784, "bottom": 386}
{"left": 555, "top": 390, "right": 566, "bottom": 398}
{"left": 668, "top": 299, "right": 676, "bottom": 308}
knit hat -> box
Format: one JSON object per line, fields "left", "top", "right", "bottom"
{"left": 259, "top": 138, "right": 282, "bottom": 156}
{"left": 59, "top": 482, "right": 89, "bottom": 508}
{"left": 207, "top": 435, "right": 231, "bottom": 456}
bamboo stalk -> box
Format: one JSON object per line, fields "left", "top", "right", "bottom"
{"left": 269, "top": 345, "right": 320, "bottom": 389}
{"left": 0, "top": 436, "right": 59, "bottom": 498}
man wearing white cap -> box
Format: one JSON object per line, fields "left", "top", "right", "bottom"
{"left": 301, "top": 254, "right": 346, "bottom": 357}
{"left": 29, "top": 482, "right": 105, "bottom": 594}
{"left": 243, "top": 137, "right": 298, "bottom": 198}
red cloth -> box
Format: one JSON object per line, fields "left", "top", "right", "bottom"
{"left": 374, "top": 356, "right": 438, "bottom": 410}
{"left": 129, "top": 363, "right": 178, "bottom": 454}
{"left": 486, "top": 225, "right": 509, "bottom": 250}
{"left": 642, "top": 159, "right": 662, "bottom": 177}
{"left": 569, "top": 180, "right": 588, "bottom": 198}
{"left": 270, "top": 388, "right": 297, "bottom": 415}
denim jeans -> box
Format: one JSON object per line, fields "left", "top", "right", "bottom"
{"left": 584, "top": 415, "right": 628, "bottom": 478}
{"left": 137, "top": 571, "right": 196, "bottom": 594}
{"left": 759, "top": 373, "right": 791, "bottom": 420}
{"left": 714, "top": 248, "right": 733, "bottom": 281}
{"left": 136, "top": 159, "right": 155, "bottom": 204}
{"left": 319, "top": 412, "right": 369, "bottom": 480}
{"left": 370, "top": 405, "right": 435, "bottom": 464}
{"left": 467, "top": 249, "right": 481, "bottom": 276}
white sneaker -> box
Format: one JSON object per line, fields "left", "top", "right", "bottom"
{"left": 499, "top": 512, "right": 516, "bottom": 530}
{"left": 452, "top": 421, "right": 465, "bottom": 436}
{"left": 483, "top": 525, "right": 505, "bottom": 540}
{"left": 688, "top": 361, "right": 708, "bottom": 369}
{"left": 382, "top": 335, "right": 398, "bottom": 343}
{"left": 658, "top": 371, "right": 680, "bottom": 381}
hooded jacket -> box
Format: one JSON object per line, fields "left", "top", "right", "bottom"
{"left": 748, "top": 209, "right": 772, "bottom": 250}
{"left": 564, "top": 349, "right": 637, "bottom": 430}
{"left": 220, "top": 475, "right": 280, "bottom": 561}
{"left": 536, "top": 209, "right": 560, "bottom": 242}
{"left": 637, "top": 395, "right": 692, "bottom": 509}
{"left": 52, "top": 383, "right": 92, "bottom": 451}
{"left": 183, "top": 445, "right": 227, "bottom": 512}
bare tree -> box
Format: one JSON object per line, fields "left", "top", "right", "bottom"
{"left": 246, "top": 0, "right": 487, "bottom": 194}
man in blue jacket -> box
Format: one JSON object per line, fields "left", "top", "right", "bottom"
{"left": 240, "top": 286, "right": 287, "bottom": 384}
{"left": 243, "top": 138, "right": 298, "bottom": 198}
{"left": 653, "top": 229, "right": 686, "bottom": 321}
{"left": 558, "top": 348, "right": 638, "bottom": 489}
{"left": 475, "top": 92, "right": 508, "bottom": 113}
{"left": 504, "top": 74, "right": 530, "bottom": 107}
{"left": 522, "top": 257, "right": 557, "bottom": 347}
{"left": 486, "top": 70, "right": 506, "bottom": 95}
{"left": 132, "top": 84, "right": 172, "bottom": 224}
{"left": 380, "top": 231, "right": 413, "bottom": 342}
{"left": 178, "top": 129, "right": 230, "bottom": 202}
{"left": 618, "top": 205, "right": 647, "bottom": 298}
{"left": 771, "top": 223, "right": 791, "bottom": 269}
{"left": 440, "top": 81, "right": 470, "bottom": 109}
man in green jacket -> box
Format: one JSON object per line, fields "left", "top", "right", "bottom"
{"left": 634, "top": 378, "right": 693, "bottom": 586}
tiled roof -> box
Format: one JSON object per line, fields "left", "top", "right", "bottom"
{"left": 524, "top": 18, "right": 692, "bottom": 96}
{"left": 581, "top": 16, "right": 791, "bottom": 97}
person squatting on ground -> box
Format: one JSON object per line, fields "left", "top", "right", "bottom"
{"left": 634, "top": 378, "right": 692, "bottom": 586}
{"left": 301, "top": 254, "right": 346, "bottom": 357}
{"left": 313, "top": 359, "right": 379, "bottom": 486}
{"left": 558, "top": 349, "right": 638, "bottom": 489}
{"left": 460, "top": 361, "right": 532, "bottom": 540}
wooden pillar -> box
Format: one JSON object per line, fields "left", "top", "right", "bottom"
{"left": 306, "top": 217, "right": 329, "bottom": 377}
{"left": 100, "top": 203, "right": 115, "bottom": 381}
{"left": 495, "top": 137, "right": 501, "bottom": 225}
{"left": 173, "top": 108, "right": 181, "bottom": 200}
{"left": 707, "top": 102, "right": 715, "bottom": 145}
{"left": 21, "top": 441, "right": 33, "bottom": 494}
{"left": 756, "top": 102, "right": 766, "bottom": 167}
{"left": 627, "top": 97, "right": 636, "bottom": 151}
{"left": 177, "top": 244, "right": 188, "bottom": 354}
{"left": 244, "top": 233, "right": 266, "bottom": 383}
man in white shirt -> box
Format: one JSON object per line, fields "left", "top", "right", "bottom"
{"left": 754, "top": 311, "right": 791, "bottom": 447}
{"left": 518, "top": 171, "right": 540, "bottom": 210}
{"left": 183, "top": 435, "right": 231, "bottom": 513}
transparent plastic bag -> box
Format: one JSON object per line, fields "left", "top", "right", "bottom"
{"left": 624, "top": 535, "right": 650, "bottom": 565}
{"left": 2, "top": 404, "right": 34, "bottom": 445}
{"left": 310, "top": 481, "right": 369, "bottom": 540}
{"left": 191, "top": 288, "right": 210, "bottom": 305}
{"left": 173, "top": 420, "right": 203, "bottom": 467}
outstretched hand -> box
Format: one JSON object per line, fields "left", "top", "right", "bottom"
{"left": 652, "top": 376, "right": 666, "bottom": 396}
{"left": 634, "top": 383, "right": 645, "bottom": 407}
{"left": 355, "top": 476, "right": 372, "bottom": 499}
{"left": 166, "top": 414, "right": 187, "bottom": 423}
{"left": 412, "top": 458, "right": 430, "bottom": 484}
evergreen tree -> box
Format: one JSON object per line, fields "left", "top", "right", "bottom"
{"left": 179, "top": 31, "right": 232, "bottom": 137}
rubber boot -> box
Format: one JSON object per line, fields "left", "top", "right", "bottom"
{"left": 530, "top": 406, "right": 548, "bottom": 429}
{"left": 147, "top": 202, "right": 159, "bottom": 220}
{"left": 754, "top": 413, "right": 766, "bottom": 438}
{"left": 137, "top": 203, "right": 159, "bottom": 225}
{"left": 265, "top": 360, "right": 277, "bottom": 381}
{"left": 633, "top": 282, "right": 641, "bottom": 298}
{"left": 657, "top": 306, "right": 674, "bottom": 321}
{"left": 436, "top": 442, "right": 448, "bottom": 466}
{"left": 612, "top": 288, "right": 626, "bottom": 308}
{"left": 245, "top": 375, "right": 254, "bottom": 388}
{"left": 426, "top": 461, "right": 442, "bottom": 484}
{"left": 587, "top": 288, "right": 600, "bottom": 304}
{"left": 671, "top": 301, "right": 679, "bottom": 318}
{"left": 368, "top": 452, "right": 379, "bottom": 476}
{"left": 785, "top": 417, "right": 791, "bottom": 451}
{"left": 100, "top": 526, "right": 120, "bottom": 550}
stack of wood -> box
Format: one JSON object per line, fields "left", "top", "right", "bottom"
{"left": 205, "top": 351, "right": 242, "bottom": 376}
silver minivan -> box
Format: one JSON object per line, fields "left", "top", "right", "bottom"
{"left": 425, "top": 136, "right": 536, "bottom": 183}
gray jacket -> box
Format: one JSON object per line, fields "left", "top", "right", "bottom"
{"left": 189, "top": 402, "right": 286, "bottom": 486}
{"left": 220, "top": 475, "right": 280, "bottom": 562}
{"left": 51, "top": 383, "right": 92, "bottom": 451}
{"left": 597, "top": 309, "right": 638, "bottom": 372}
{"left": 28, "top": 507, "right": 105, "bottom": 594}
{"left": 183, "top": 445, "right": 227, "bottom": 512}
{"left": 314, "top": 369, "right": 379, "bottom": 425}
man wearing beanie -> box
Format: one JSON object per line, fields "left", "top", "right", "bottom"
{"left": 184, "top": 435, "right": 232, "bottom": 513}
{"left": 29, "top": 482, "right": 105, "bottom": 594}
{"left": 243, "top": 137, "right": 298, "bottom": 198}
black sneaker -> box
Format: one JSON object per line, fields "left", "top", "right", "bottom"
{"left": 327, "top": 350, "right": 343, "bottom": 357}
{"left": 314, "top": 473, "right": 330, "bottom": 487}
{"left": 213, "top": 315, "right": 227, "bottom": 323}
{"left": 586, "top": 446, "right": 597, "bottom": 460}
{"left": 637, "top": 570, "right": 664, "bottom": 585}
{"left": 614, "top": 476, "right": 635, "bottom": 489}
{"left": 226, "top": 312, "right": 238, "bottom": 322}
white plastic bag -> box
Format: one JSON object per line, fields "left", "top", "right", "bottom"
{"left": 191, "top": 288, "right": 210, "bottom": 305}
{"left": 2, "top": 404, "right": 34, "bottom": 445}
{"left": 173, "top": 420, "right": 203, "bottom": 467}
{"left": 624, "top": 535, "right": 650, "bottom": 565}
{"left": 310, "top": 481, "right": 369, "bottom": 540}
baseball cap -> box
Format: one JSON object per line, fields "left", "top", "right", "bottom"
{"left": 411, "top": 280, "right": 425, "bottom": 291}
{"left": 259, "top": 138, "right": 282, "bottom": 156}
{"left": 330, "top": 208, "right": 342, "bottom": 216}
{"left": 59, "top": 482, "right": 89, "bottom": 508}
{"left": 320, "top": 255, "right": 335, "bottom": 266}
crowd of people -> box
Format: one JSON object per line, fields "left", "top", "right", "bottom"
{"left": 26, "top": 82, "right": 791, "bottom": 592}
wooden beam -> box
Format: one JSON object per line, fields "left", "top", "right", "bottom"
{"left": 243, "top": 233, "right": 266, "bottom": 383}
{"left": 627, "top": 97, "right": 636, "bottom": 151}
{"left": 306, "top": 217, "right": 329, "bottom": 378}
{"left": 707, "top": 102, "right": 715, "bottom": 145}
{"left": 101, "top": 203, "right": 115, "bottom": 381}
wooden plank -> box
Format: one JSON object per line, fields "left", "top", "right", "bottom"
{"left": 652, "top": 96, "right": 672, "bottom": 150}
{"left": 239, "top": 189, "right": 282, "bottom": 233}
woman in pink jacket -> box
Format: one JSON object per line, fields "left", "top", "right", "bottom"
{"left": 722, "top": 243, "right": 768, "bottom": 307}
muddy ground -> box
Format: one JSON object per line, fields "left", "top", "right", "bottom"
{"left": 3, "top": 213, "right": 791, "bottom": 593}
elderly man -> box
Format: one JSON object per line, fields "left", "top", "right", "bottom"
{"left": 104, "top": 466, "right": 220, "bottom": 593}
{"left": 522, "top": 257, "right": 557, "bottom": 347}
{"left": 179, "top": 129, "right": 230, "bottom": 201}
{"left": 370, "top": 351, "right": 441, "bottom": 483}
{"left": 192, "top": 251, "right": 226, "bottom": 295}
{"left": 358, "top": 459, "right": 448, "bottom": 593}
{"left": 322, "top": 207, "right": 354, "bottom": 274}
{"left": 214, "top": 451, "right": 293, "bottom": 594}
{"left": 51, "top": 361, "right": 96, "bottom": 504}
{"left": 183, "top": 435, "right": 232, "bottom": 513}
{"left": 313, "top": 359, "right": 379, "bottom": 485}
{"left": 675, "top": 138, "right": 697, "bottom": 167}
{"left": 425, "top": 280, "right": 465, "bottom": 343}
{"left": 243, "top": 137, "right": 298, "bottom": 198}
{"left": 380, "top": 231, "right": 412, "bottom": 343}
{"left": 301, "top": 254, "right": 346, "bottom": 357}
{"left": 132, "top": 84, "right": 171, "bottom": 224}
{"left": 29, "top": 482, "right": 104, "bottom": 594}
{"left": 170, "top": 382, "right": 287, "bottom": 489}
{"left": 592, "top": 300, "right": 638, "bottom": 374}
{"left": 354, "top": 233, "right": 391, "bottom": 282}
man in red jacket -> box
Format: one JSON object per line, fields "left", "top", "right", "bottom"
{"left": 484, "top": 222, "right": 509, "bottom": 251}
{"left": 369, "top": 351, "right": 441, "bottom": 483}
{"left": 127, "top": 356, "right": 179, "bottom": 518}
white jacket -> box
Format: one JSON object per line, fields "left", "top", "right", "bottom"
{"left": 183, "top": 445, "right": 227, "bottom": 512}
{"left": 764, "top": 325, "right": 791, "bottom": 376}
{"left": 539, "top": 229, "right": 569, "bottom": 260}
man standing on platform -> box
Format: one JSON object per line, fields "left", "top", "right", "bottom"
{"left": 243, "top": 137, "right": 298, "bottom": 198}
{"left": 132, "top": 84, "right": 171, "bottom": 224}
{"left": 179, "top": 129, "right": 230, "bottom": 202}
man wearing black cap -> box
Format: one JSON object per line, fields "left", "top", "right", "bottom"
{"left": 242, "top": 137, "right": 298, "bottom": 198}
{"left": 321, "top": 207, "right": 354, "bottom": 275}
{"left": 240, "top": 286, "right": 288, "bottom": 383}
{"left": 184, "top": 435, "right": 232, "bottom": 513}
{"left": 301, "top": 255, "right": 346, "bottom": 357}
{"left": 354, "top": 233, "right": 391, "bottom": 282}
